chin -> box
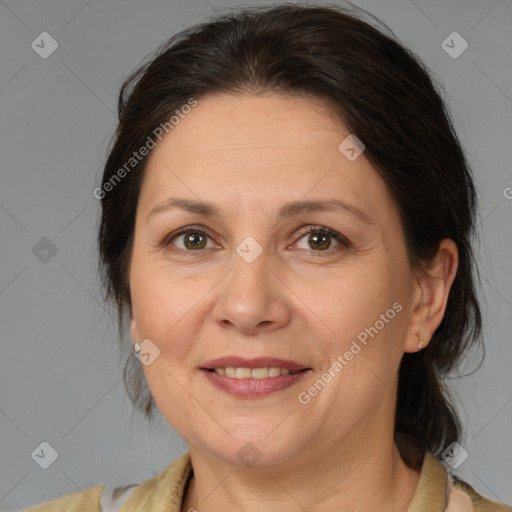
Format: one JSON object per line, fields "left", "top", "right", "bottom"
{"left": 201, "top": 429, "right": 309, "bottom": 470}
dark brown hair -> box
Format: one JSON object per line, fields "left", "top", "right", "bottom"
{"left": 97, "top": 3, "right": 482, "bottom": 469}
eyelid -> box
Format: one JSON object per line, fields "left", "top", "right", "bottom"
{"left": 161, "top": 224, "right": 351, "bottom": 254}
{"left": 160, "top": 224, "right": 217, "bottom": 249}
{"left": 293, "top": 225, "right": 351, "bottom": 251}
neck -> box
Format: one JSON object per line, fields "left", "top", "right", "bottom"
{"left": 181, "top": 433, "right": 421, "bottom": 512}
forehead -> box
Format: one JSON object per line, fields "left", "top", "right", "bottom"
{"left": 138, "top": 92, "right": 394, "bottom": 223}
{"left": 153, "top": 91, "right": 346, "bottom": 155}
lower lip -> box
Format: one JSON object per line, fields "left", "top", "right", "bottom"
{"left": 200, "top": 369, "right": 310, "bottom": 397}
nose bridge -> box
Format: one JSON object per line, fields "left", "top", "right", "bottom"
{"left": 213, "top": 235, "right": 290, "bottom": 333}
{"left": 229, "top": 235, "right": 273, "bottom": 305}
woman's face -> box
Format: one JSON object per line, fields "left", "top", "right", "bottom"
{"left": 129, "top": 92, "right": 421, "bottom": 468}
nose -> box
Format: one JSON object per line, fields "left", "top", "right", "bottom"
{"left": 213, "top": 244, "right": 292, "bottom": 336}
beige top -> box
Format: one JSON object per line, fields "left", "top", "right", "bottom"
{"left": 22, "top": 451, "right": 511, "bottom": 511}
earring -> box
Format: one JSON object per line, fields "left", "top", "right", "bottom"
{"left": 418, "top": 334, "right": 423, "bottom": 349}
{"left": 134, "top": 342, "right": 141, "bottom": 353}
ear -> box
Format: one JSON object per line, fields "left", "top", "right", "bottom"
{"left": 404, "top": 239, "right": 459, "bottom": 353}
{"left": 130, "top": 308, "right": 139, "bottom": 342}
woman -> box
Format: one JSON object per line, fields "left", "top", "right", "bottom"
{"left": 23, "top": 4, "right": 511, "bottom": 511}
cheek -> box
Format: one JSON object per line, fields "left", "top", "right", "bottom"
{"left": 129, "top": 260, "right": 220, "bottom": 382}
{"left": 305, "top": 258, "right": 401, "bottom": 330}
{"left": 131, "top": 252, "right": 193, "bottom": 327}
{"left": 304, "top": 256, "right": 408, "bottom": 381}
{"left": 306, "top": 269, "right": 407, "bottom": 415}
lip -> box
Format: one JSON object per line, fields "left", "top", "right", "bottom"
{"left": 201, "top": 356, "right": 310, "bottom": 372}
{"left": 200, "top": 356, "right": 311, "bottom": 398}
{"left": 200, "top": 368, "right": 311, "bottom": 398}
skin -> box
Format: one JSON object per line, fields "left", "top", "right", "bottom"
{"left": 129, "top": 91, "right": 458, "bottom": 512}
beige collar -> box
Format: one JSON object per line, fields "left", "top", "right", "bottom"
{"left": 124, "top": 451, "right": 474, "bottom": 511}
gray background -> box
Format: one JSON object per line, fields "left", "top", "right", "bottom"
{"left": 0, "top": 0, "right": 511, "bottom": 510}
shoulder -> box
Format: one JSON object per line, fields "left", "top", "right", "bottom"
{"left": 20, "top": 452, "right": 192, "bottom": 512}
{"left": 414, "top": 452, "right": 510, "bottom": 512}
{"left": 123, "top": 451, "right": 192, "bottom": 511}
{"left": 20, "top": 485, "right": 105, "bottom": 512}
{"left": 452, "top": 477, "right": 512, "bottom": 512}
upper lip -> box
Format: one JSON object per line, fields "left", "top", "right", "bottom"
{"left": 201, "top": 357, "right": 310, "bottom": 371}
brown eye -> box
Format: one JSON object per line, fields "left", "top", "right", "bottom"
{"left": 307, "top": 232, "right": 332, "bottom": 250}
{"left": 162, "top": 225, "right": 350, "bottom": 256}
{"left": 181, "top": 232, "right": 208, "bottom": 250}
{"left": 295, "top": 226, "right": 351, "bottom": 253}
{"left": 163, "top": 226, "right": 215, "bottom": 253}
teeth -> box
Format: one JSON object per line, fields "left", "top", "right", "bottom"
{"left": 269, "top": 367, "right": 281, "bottom": 377}
{"left": 251, "top": 367, "right": 269, "bottom": 379}
{"left": 213, "top": 367, "right": 295, "bottom": 379}
{"left": 235, "top": 367, "right": 251, "bottom": 379}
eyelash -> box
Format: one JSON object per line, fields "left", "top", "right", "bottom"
{"left": 161, "top": 224, "right": 351, "bottom": 256}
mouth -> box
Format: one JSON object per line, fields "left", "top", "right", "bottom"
{"left": 199, "top": 357, "right": 311, "bottom": 397}
{"left": 201, "top": 356, "right": 310, "bottom": 373}
{"left": 204, "top": 367, "right": 306, "bottom": 378}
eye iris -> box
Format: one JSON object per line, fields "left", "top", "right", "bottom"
{"left": 309, "top": 232, "right": 331, "bottom": 250}
{"left": 184, "top": 232, "right": 206, "bottom": 250}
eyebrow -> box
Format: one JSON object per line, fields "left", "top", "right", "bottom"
{"left": 146, "top": 197, "right": 373, "bottom": 225}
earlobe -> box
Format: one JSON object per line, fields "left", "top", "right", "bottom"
{"left": 404, "top": 239, "right": 459, "bottom": 353}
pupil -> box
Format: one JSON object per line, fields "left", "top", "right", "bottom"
{"left": 310, "top": 233, "right": 330, "bottom": 250}
{"left": 186, "top": 233, "right": 205, "bottom": 249}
